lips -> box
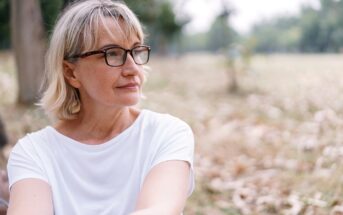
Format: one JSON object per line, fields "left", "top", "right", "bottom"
{"left": 116, "top": 82, "right": 139, "bottom": 89}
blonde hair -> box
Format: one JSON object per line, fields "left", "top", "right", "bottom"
{"left": 39, "top": 0, "right": 145, "bottom": 120}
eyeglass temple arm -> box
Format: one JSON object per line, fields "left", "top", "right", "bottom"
{"left": 67, "top": 50, "right": 105, "bottom": 59}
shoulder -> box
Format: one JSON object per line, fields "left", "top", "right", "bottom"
{"left": 7, "top": 127, "right": 52, "bottom": 189}
{"left": 142, "top": 109, "right": 191, "bottom": 130}
{"left": 144, "top": 110, "right": 188, "bottom": 126}
{"left": 11, "top": 126, "right": 52, "bottom": 153}
{"left": 143, "top": 110, "right": 193, "bottom": 137}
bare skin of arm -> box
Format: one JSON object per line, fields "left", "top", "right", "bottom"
{"left": 130, "top": 160, "right": 191, "bottom": 215}
{"left": 7, "top": 179, "right": 53, "bottom": 215}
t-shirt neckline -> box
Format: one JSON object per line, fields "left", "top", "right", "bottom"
{"left": 46, "top": 109, "right": 146, "bottom": 150}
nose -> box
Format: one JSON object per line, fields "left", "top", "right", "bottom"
{"left": 121, "top": 53, "right": 140, "bottom": 76}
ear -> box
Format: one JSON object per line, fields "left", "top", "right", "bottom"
{"left": 63, "top": 61, "right": 81, "bottom": 88}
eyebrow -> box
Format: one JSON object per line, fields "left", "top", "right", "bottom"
{"left": 99, "top": 42, "right": 142, "bottom": 50}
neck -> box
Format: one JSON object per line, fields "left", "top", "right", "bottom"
{"left": 55, "top": 106, "right": 140, "bottom": 144}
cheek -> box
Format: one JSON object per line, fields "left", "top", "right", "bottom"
{"left": 87, "top": 73, "right": 119, "bottom": 91}
{"left": 76, "top": 64, "right": 119, "bottom": 92}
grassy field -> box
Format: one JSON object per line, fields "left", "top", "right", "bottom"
{"left": 1, "top": 52, "right": 343, "bottom": 214}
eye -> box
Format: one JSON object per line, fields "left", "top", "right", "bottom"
{"left": 106, "top": 48, "right": 123, "bottom": 57}
{"left": 133, "top": 46, "right": 147, "bottom": 55}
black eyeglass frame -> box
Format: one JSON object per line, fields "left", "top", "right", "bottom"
{"left": 65, "top": 45, "right": 151, "bottom": 67}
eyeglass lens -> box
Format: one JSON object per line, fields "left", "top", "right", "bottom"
{"left": 106, "top": 46, "right": 149, "bottom": 66}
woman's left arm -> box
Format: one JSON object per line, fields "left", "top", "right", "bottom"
{"left": 130, "top": 160, "right": 191, "bottom": 215}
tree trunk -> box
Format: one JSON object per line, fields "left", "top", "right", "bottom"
{"left": 11, "top": 0, "right": 46, "bottom": 104}
{"left": 227, "top": 68, "right": 238, "bottom": 93}
{"left": 0, "top": 117, "right": 7, "bottom": 214}
{"left": 226, "top": 59, "right": 238, "bottom": 93}
{"left": 0, "top": 117, "right": 7, "bottom": 149}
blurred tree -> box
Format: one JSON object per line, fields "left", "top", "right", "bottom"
{"left": 0, "top": 0, "right": 62, "bottom": 49}
{"left": 207, "top": 2, "right": 239, "bottom": 93}
{"left": 40, "top": 0, "right": 63, "bottom": 34}
{"left": 11, "top": 0, "right": 46, "bottom": 104}
{"left": 299, "top": 0, "right": 343, "bottom": 52}
{"left": 207, "top": 9, "right": 237, "bottom": 52}
{"left": 248, "top": 0, "right": 343, "bottom": 53}
{"left": 154, "top": 1, "right": 183, "bottom": 54}
{"left": 0, "top": 0, "right": 10, "bottom": 49}
{"left": 180, "top": 33, "right": 208, "bottom": 52}
{"left": 0, "top": 117, "right": 7, "bottom": 148}
{"left": 1, "top": 0, "right": 184, "bottom": 53}
{"left": 298, "top": 6, "right": 322, "bottom": 52}
{"left": 125, "top": 0, "right": 185, "bottom": 54}
{"left": 250, "top": 16, "right": 301, "bottom": 53}
{"left": 124, "top": 0, "right": 159, "bottom": 24}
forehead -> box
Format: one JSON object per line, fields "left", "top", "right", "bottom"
{"left": 93, "top": 18, "right": 141, "bottom": 49}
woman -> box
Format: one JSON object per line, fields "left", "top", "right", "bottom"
{"left": 6, "top": 1, "right": 194, "bottom": 214}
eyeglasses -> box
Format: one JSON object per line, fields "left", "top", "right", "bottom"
{"left": 66, "top": 45, "right": 151, "bottom": 67}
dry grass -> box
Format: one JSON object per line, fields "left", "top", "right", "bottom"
{"left": 1, "top": 52, "right": 343, "bottom": 214}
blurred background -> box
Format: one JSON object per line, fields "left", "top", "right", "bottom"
{"left": 1, "top": 0, "right": 343, "bottom": 214}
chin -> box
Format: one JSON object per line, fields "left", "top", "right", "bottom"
{"left": 120, "top": 96, "right": 140, "bottom": 107}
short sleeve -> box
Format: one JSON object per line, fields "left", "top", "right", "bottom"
{"left": 150, "top": 119, "right": 195, "bottom": 195}
{"left": 7, "top": 137, "right": 49, "bottom": 189}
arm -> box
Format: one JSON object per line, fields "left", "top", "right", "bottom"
{"left": 7, "top": 179, "right": 53, "bottom": 215}
{"left": 130, "top": 160, "right": 191, "bottom": 215}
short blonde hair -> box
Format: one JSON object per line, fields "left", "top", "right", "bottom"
{"left": 39, "top": 0, "right": 145, "bottom": 120}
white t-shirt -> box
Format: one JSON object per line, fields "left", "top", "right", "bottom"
{"left": 7, "top": 109, "right": 195, "bottom": 215}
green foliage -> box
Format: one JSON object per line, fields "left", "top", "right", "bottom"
{"left": 40, "top": 0, "right": 63, "bottom": 35}
{"left": 180, "top": 33, "right": 208, "bottom": 52}
{"left": 0, "top": 0, "right": 64, "bottom": 48}
{"left": 124, "top": 0, "right": 184, "bottom": 53}
{"left": 155, "top": 2, "right": 182, "bottom": 38}
{"left": 179, "top": 9, "right": 238, "bottom": 53}
{"left": 299, "top": 0, "right": 343, "bottom": 52}
{"left": 0, "top": 0, "right": 182, "bottom": 53}
{"left": 124, "top": 0, "right": 183, "bottom": 35}
{"left": 207, "top": 11, "right": 237, "bottom": 52}
{"left": 249, "top": 0, "right": 343, "bottom": 53}
{"left": 250, "top": 16, "right": 301, "bottom": 53}
{"left": 124, "top": 0, "right": 159, "bottom": 24}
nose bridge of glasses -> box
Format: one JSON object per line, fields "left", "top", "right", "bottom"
{"left": 117, "top": 48, "right": 134, "bottom": 66}
{"left": 125, "top": 49, "right": 137, "bottom": 63}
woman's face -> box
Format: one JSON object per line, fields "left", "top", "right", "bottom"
{"left": 66, "top": 18, "right": 145, "bottom": 112}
